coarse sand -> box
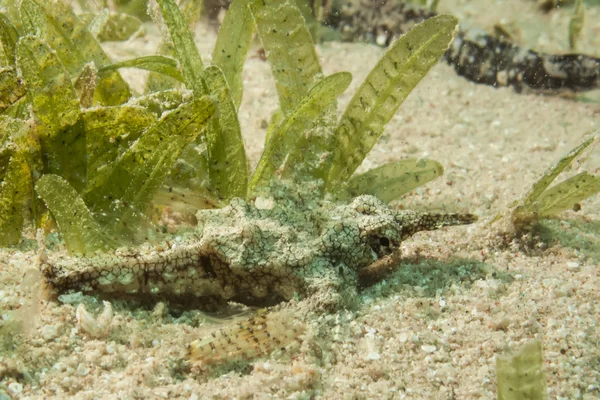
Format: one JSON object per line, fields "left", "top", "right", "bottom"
{"left": 1, "top": 1, "right": 599, "bottom": 399}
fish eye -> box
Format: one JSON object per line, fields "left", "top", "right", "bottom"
{"left": 379, "top": 237, "right": 390, "bottom": 247}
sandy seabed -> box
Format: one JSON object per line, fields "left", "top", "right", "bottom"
{"left": 1, "top": 1, "right": 599, "bottom": 399}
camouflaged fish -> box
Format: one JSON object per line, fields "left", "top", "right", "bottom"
{"left": 40, "top": 183, "right": 476, "bottom": 307}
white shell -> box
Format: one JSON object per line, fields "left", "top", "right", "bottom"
{"left": 75, "top": 301, "right": 113, "bottom": 338}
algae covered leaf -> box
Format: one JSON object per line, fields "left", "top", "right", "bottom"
{"left": 82, "top": 8, "right": 110, "bottom": 39}
{"left": 535, "top": 172, "right": 600, "bottom": 217}
{"left": 153, "top": 0, "right": 249, "bottom": 204}
{"left": 99, "top": 55, "right": 184, "bottom": 83}
{"left": 143, "top": 0, "right": 203, "bottom": 93}
{"left": 74, "top": 63, "right": 98, "bottom": 109}
{"left": 513, "top": 133, "right": 600, "bottom": 228}
{"left": 16, "top": 34, "right": 87, "bottom": 192}
{"left": 83, "top": 105, "right": 157, "bottom": 187}
{"left": 0, "top": 141, "right": 31, "bottom": 246}
{"left": 36, "top": 174, "right": 118, "bottom": 254}
{"left": 0, "top": 67, "right": 26, "bottom": 113}
{"left": 249, "top": 0, "right": 323, "bottom": 114}
{"left": 146, "top": 0, "right": 203, "bottom": 93}
{"left": 80, "top": 11, "right": 143, "bottom": 42}
{"left": 212, "top": 0, "right": 255, "bottom": 109}
{"left": 326, "top": 15, "right": 459, "bottom": 188}
{"left": 496, "top": 339, "right": 548, "bottom": 400}
{"left": 250, "top": 72, "right": 352, "bottom": 191}
{"left": 16, "top": 35, "right": 80, "bottom": 134}
{"left": 522, "top": 135, "right": 594, "bottom": 207}
{"left": 531, "top": 172, "right": 600, "bottom": 217}
{"left": 115, "top": 136, "right": 191, "bottom": 239}
{"left": 85, "top": 96, "right": 215, "bottom": 235}
{"left": 155, "top": 0, "right": 205, "bottom": 97}
{"left": 19, "top": 0, "right": 131, "bottom": 105}
{"left": 345, "top": 158, "right": 444, "bottom": 202}
{"left": 0, "top": 12, "right": 19, "bottom": 65}
{"left": 129, "top": 88, "right": 192, "bottom": 118}
{"left": 202, "top": 66, "right": 249, "bottom": 202}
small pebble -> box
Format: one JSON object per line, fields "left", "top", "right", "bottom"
{"left": 41, "top": 324, "right": 59, "bottom": 341}
{"left": 7, "top": 382, "right": 22, "bottom": 396}
{"left": 566, "top": 261, "right": 580, "bottom": 271}
{"left": 421, "top": 345, "right": 437, "bottom": 353}
{"left": 255, "top": 196, "right": 275, "bottom": 210}
{"left": 76, "top": 363, "right": 90, "bottom": 377}
{"left": 376, "top": 34, "right": 388, "bottom": 46}
{"left": 491, "top": 318, "right": 510, "bottom": 331}
{"left": 58, "top": 292, "right": 89, "bottom": 305}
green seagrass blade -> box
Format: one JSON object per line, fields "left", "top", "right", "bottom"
{"left": 326, "top": 15, "right": 458, "bottom": 188}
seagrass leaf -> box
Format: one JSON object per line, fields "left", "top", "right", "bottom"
{"left": 249, "top": 0, "right": 322, "bottom": 114}
{"left": 19, "top": 0, "right": 46, "bottom": 37}
{"left": 496, "top": 340, "right": 547, "bottom": 400}
{"left": 346, "top": 158, "right": 443, "bottom": 202}
{"left": 36, "top": 174, "right": 118, "bottom": 254}
{"left": 1, "top": 117, "right": 41, "bottom": 222}
{"left": 3, "top": 96, "right": 28, "bottom": 119}
{"left": 212, "top": 0, "right": 255, "bottom": 109}
{"left": 81, "top": 11, "right": 143, "bottom": 42}
{"left": 145, "top": 0, "right": 200, "bottom": 93}
{"left": 250, "top": 71, "right": 351, "bottom": 191}
{"left": 263, "top": 109, "right": 283, "bottom": 148}
{"left": 83, "top": 9, "right": 109, "bottom": 38}
{"left": 0, "top": 138, "right": 11, "bottom": 177}
{"left": 164, "top": 143, "right": 212, "bottom": 206}
{"left": 156, "top": 0, "right": 205, "bottom": 96}
{"left": 19, "top": 0, "right": 131, "bottom": 105}
{"left": 144, "top": 46, "right": 182, "bottom": 93}
{"left": 521, "top": 134, "right": 596, "bottom": 210}
{"left": 0, "top": 115, "right": 40, "bottom": 169}
{"left": 530, "top": 172, "right": 600, "bottom": 217}
{"left": 116, "top": 0, "right": 152, "bottom": 20}
{"left": 0, "top": 13, "right": 19, "bottom": 65}
{"left": 74, "top": 63, "right": 97, "bottom": 109}
{"left": 326, "top": 15, "right": 458, "bottom": 187}
{"left": 278, "top": 111, "right": 337, "bottom": 183}
{"left": 0, "top": 144, "right": 30, "bottom": 246}
{"left": 115, "top": 136, "right": 189, "bottom": 237}
{"left": 0, "top": 0, "right": 19, "bottom": 31}
{"left": 0, "top": 67, "right": 26, "bottom": 113}
{"left": 129, "top": 88, "right": 193, "bottom": 117}
{"left": 16, "top": 35, "right": 80, "bottom": 133}
{"left": 16, "top": 35, "right": 87, "bottom": 192}
{"left": 83, "top": 105, "right": 157, "bottom": 187}
{"left": 85, "top": 96, "right": 215, "bottom": 233}
{"left": 99, "top": 55, "right": 184, "bottom": 82}
{"left": 202, "top": 66, "right": 248, "bottom": 201}
{"left": 293, "top": 0, "right": 320, "bottom": 41}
